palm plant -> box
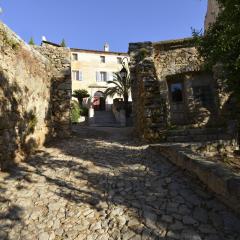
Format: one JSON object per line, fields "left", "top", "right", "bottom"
{"left": 72, "top": 89, "right": 90, "bottom": 107}
{"left": 104, "top": 72, "right": 131, "bottom": 117}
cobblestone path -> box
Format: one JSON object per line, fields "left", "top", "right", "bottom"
{"left": 1, "top": 127, "right": 240, "bottom": 240}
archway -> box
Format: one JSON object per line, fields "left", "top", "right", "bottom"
{"left": 93, "top": 91, "right": 106, "bottom": 111}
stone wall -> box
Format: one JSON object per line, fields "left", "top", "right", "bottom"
{"left": 129, "top": 38, "right": 213, "bottom": 141}
{"left": 129, "top": 42, "right": 161, "bottom": 139}
{"left": 34, "top": 41, "right": 72, "bottom": 137}
{"left": 0, "top": 22, "right": 71, "bottom": 170}
{"left": 129, "top": 37, "right": 238, "bottom": 146}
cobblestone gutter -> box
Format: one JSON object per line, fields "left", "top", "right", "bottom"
{"left": 150, "top": 144, "right": 240, "bottom": 215}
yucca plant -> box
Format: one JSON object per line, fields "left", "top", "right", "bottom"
{"left": 104, "top": 72, "right": 131, "bottom": 117}
{"left": 72, "top": 89, "right": 90, "bottom": 107}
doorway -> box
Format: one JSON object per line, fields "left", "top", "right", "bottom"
{"left": 168, "top": 81, "right": 186, "bottom": 125}
{"left": 93, "top": 91, "right": 106, "bottom": 111}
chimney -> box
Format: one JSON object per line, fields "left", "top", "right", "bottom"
{"left": 42, "top": 36, "right": 47, "bottom": 42}
{"left": 104, "top": 43, "right": 110, "bottom": 52}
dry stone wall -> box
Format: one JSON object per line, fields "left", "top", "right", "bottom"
{"left": 129, "top": 39, "right": 204, "bottom": 141}
{"left": 34, "top": 42, "right": 72, "bottom": 138}
{"left": 0, "top": 22, "right": 71, "bottom": 170}
{"left": 129, "top": 38, "right": 237, "bottom": 148}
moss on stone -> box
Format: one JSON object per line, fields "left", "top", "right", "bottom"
{"left": 1, "top": 30, "right": 20, "bottom": 50}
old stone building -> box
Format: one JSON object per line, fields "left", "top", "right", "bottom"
{"left": 129, "top": 38, "right": 227, "bottom": 141}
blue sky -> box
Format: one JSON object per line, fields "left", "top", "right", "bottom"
{"left": 0, "top": 0, "right": 207, "bottom": 52}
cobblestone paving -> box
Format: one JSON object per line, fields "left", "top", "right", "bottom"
{"left": 1, "top": 128, "right": 240, "bottom": 240}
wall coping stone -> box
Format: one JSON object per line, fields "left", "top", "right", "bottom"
{"left": 149, "top": 143, "right": 240, "bottom": 215}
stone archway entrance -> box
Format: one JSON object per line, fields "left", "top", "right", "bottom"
{"left": 93, "top": 91, "right": 106, "bottom": 111}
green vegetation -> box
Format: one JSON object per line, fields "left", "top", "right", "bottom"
{"left": 80, "top": 107, "right": 89, "bottom": 117}
{"left": 137, "top": 48, "right": 149, "bottom": 61}
{"left": 72, "top": 89, "right": 90, "bottom": 107}
{"left": 193, "top": 0, "right": 240, "bottom": 99}
{"left": 105, "top": 72, "right": 131, "bottom": 117}
{"left": 2, "top": 31, "right": 20, "bottom": 50}
{"left": 60, "top": 39, "right": 66, "bottom": 47}
{"left": 70, "top": 100, "right": 81, "bottom": 123}
{"left": 28, "top": 113, "right": 37, "bottom": 133}
{"left": 28, "top": 37, "right": 35, "bottom": 45}
{"left": 70, "top": 100, "right": 89, "bottom": 123}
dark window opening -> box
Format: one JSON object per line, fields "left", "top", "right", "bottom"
{"left": 193, "top": 86, "right": 214, "bottom": 108}
{"left": 100, "top": 56, "right": 106, "bottom": 63}
{"left": 171, "top": 83, "right": 183, "bottom": 102}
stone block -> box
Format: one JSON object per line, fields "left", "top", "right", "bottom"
{"left": 151, "top": 143, "right": 240, "bottom": 215}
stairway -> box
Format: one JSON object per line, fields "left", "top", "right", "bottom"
{"left": 91, "top": 111, "right": 120, "bottom": 127}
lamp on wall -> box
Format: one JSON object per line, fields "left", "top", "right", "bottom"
{"left": 120, "top": 57, "right": 128, "bottom": 79}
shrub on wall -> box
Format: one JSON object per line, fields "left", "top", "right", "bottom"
{"left": 136, "top": 48, "right": 149, "bottom": 62}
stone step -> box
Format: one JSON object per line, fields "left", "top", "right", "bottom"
{"left": 167, "top": 134, "right": 231, "bottom": 143}
{"left": 92, "top": 111, "right": 119, "bottom": 127}
{"left": 167, "top": 128, "right": 223, "bottom": 137}
{"left": 90, "top": 123, "right": 121, "bottom": 127}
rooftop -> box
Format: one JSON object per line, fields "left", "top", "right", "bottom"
{"left": 41, "top": 40, "right": 128, "bottom": 56}
{"left": 70, "top": 48, "right": 128, "bottom": 56}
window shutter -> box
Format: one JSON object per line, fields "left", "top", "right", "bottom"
{"left": 96, "top": 72, "right": 100, "bottom": 82}
{"left": 108, "top": 72, "right": 113, "bottom": 81}
{"left": 79, "top": 71, "right": 83, "bottom": 81}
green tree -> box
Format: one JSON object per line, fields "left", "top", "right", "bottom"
{"left": 104, "top": 72, "right": 131, "bottom": 117}
{"left": 193, "top": 0, "right": 240, "bottom": 98}
{"left": 29, "top": 37, "right": 35, "bottom": 45}
{"left": 60, "top": 39, "right": 66, "bottom": 47}
{"left": 193, "top": 0, "right": 240, "bottom": 146}
{"left": 72, "top": 89, "right": 90, "bottom": 107}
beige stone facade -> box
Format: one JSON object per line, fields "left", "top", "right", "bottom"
{"left": 71, "top": 45, "right": 129, "bottom": 111}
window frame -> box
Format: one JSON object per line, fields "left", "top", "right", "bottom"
{"left": 72, "top": 53, "right": 78, "bottom": 61}
{"left": 100, "top": 71, "right": 107, "bottom": 82}
{"left": 72, "top": 70, "right": 83, "bottom": 81}
{"left": 117, "top": 57, "right": 122, "bottom": 64}
{"left": 100, "top": 56, "right": 106, "bottom": 63}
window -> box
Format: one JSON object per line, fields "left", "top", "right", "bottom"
{"left": 72, "top": 53, "right": 78, "bottom": 61}
{"left": 96, "top": 72, "right": 107, "bottom": 82}
{"left": 117, "top": 57, "right": 122, "bottom": 64}
{"left": 170, "top": 83, "right": 183, "bottom": 102}
{"left": 193, "top": 86, "right": 214, "bottom": 108}
{"left": 100, "top": 56, "right": 106, "bottom": 63}
{"left": 72, "top": 71, "right": 83, "bottom": 81}
{"left": 100, "top": 72, "right": 107, "bottom": 81}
